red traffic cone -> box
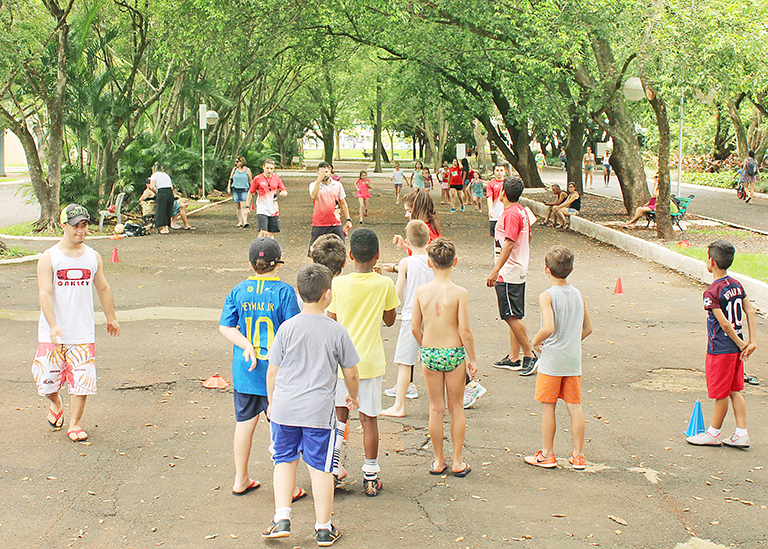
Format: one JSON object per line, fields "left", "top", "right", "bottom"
{"left": 613, "top": 277, "right": 624, "bottom": 295}
{"left": 110, "top": 247, "right": 119, "bottom": 263}
{"left": 203, "top": 374, "right": 230, "bottom": 389}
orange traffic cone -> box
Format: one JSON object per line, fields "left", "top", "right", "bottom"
{"left": 203, "top": 374, "right": 230, "bottom": 389}
{"left": 344, "top": 422, "right": 349, "bottom": 441}
{"left": 613, "top": 277, "right": 624, "bottom": 295}
{"left": 110, "top": 247, "right": 119, "bottom": 263}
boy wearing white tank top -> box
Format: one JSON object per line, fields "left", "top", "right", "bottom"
{"left": 381, "top": 220, "right": 434, "bottom": 418}
{"left": 525, "top": 246, "right": 592, "bottom": 470}
{"left": 33, "top": 204, "right": 120, "bottom": 442}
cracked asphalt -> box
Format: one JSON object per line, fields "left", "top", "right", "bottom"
{"left": 1, "top": 164, "right": 766, "bottom": 548}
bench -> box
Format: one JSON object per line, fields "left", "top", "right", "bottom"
{"left": 646, "top": 194, "right": 694, "bottom": 232}
{"left": 362, "top": 151, "right": 372, "bottom": 159}
{"left": 99, "top": 192, "right": 126, "bottom": 232}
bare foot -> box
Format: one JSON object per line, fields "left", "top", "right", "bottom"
{"left": 381, "top": 406, "right": 405, "bottom": 418}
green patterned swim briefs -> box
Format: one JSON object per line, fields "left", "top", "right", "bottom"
{"left": 421, "top": 346, "right": 466, "bottom": 372}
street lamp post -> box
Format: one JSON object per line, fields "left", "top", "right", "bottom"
{"left": 198, "top": 104, "right": 219, "bottom": 203}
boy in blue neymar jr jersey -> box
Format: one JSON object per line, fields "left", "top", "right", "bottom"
{"left": 687, "top": 241, "right": 757, "bottom": 448}
{"left": 219, "top": 238, "right": 301, "bottom": 494}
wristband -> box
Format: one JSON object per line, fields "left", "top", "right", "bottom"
{"left": 346, "top": 218, "right": 352, "bottom": 222}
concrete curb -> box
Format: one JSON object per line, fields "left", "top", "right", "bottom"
{"left": 520, "top": 196, "right": 768, "bottom": 315}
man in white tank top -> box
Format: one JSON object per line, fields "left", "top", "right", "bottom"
{"left": 33, "top": 204, "right": 120, "bottom": 442}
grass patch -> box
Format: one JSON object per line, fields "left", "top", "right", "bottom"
{"left": 0, "top": 245, "right": 37, "bottom": 259}
{"left": 0, "top": 221, "right": 63, "bottom": 237}
{"left": 670, "top": 244, "right": 768, "bottom": 283}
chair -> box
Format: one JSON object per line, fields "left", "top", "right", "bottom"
{"left": 646, "top": 194, "right": 694, "bottom": 232}
{"left": 99, "top": 192, "right": 126, "bottom": 232}
{"left": 290, "top": 156, "right": 302, "bottom": 169}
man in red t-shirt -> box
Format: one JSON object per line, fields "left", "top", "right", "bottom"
{"left": 448, "top": 159, "right": 464, "bottom": 212}
{"left": 486, "top": 176, "right": 538, "bottom": 376}
{"left": 486, "top": 164, "right": 506, "bottom": 240}
{"left": 309, "top": 162, "right": 353, "bottom": 250}
{"left": 246, "top": 159, "right": 287, "bottom": 238}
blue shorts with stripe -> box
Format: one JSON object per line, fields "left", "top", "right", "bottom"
{"left": 269, "top": 422, "right": 337, "bottom": 473}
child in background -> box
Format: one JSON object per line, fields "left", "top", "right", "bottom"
{"left": 355, "top": 170, "right": 371, "bottom": 224}
{"left": 422, "top": 167, "right": 434, "bottom": 195}
{"left": 411, "top": 161, "right": 425, "bottom": 189}
{"left": 219, "top": 238, "right": 301, "bottom": 496}
{"left": 471, "top": 172, "right": 484, "bottom": 212}
{"left": 382, "top": 220, "right": 434, "bottom": 417}
{"left": 439, "top": 161, "right": 450, "bottom": 205}
{"left": 411, "top": 238, "right": 478, "bottom": 476}
{"left": 328, "top": 229, "right": 399, "bottom": 496}
{"left": 525, "top": 246, "right": 593, "bottom": 469}
{"left": 310, "top": 234, "right": 346, "bottom": 278}
{"left": 687, "top": 241, "right": 757, "bottom": 448}
{"left": 263, "top": 264, "right": 360, "bottom": 546}
{"left": 391, "top": 162, "right": 405, "bottom": 205}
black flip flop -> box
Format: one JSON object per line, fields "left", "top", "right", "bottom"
{"left": 452, "top": 462, "right": 472, "bottom": 477}
{"left": 429, "top": 462, "right": 447, "bottom": 475}
{"left": 745, "top": 374, "right": 760, "bottom": 386}
{"left": 232, "top": 479, "right": 260, "bottom": 496}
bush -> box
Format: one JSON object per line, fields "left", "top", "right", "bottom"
{"left": 682, "top": 171, "right": 741, "bottom": 189}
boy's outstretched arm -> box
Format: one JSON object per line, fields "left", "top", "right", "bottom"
{"left": 411, "top": 292, "right": 424, "bottom": 346}
{"left": 341, "top": 365, "right": 360, "bottom": 411}
{"left": 581, "top": 298, "right": 593, "bottom": 340}
{"left": 394, "top": 257, "right": 408, "bottom": 299}
{"left": 266, "top": 364, "right": 278, "bottom": 419}
{"left": 741, "top": 299, "right": 758, "bottom": 360}
{"left": 712, "top": 308, "right": 749, "bottom": 354}
{"left": 219, "top": 325, "right": 258, "bottom": 371}
{"left": 383, "top": 308, "right": 397, "bottom": 327}
{"left": 457, "top": 288, "right": 478, "bottom": 379}
{"left": 531, "top": 291, "right": 554, "bottom": 353}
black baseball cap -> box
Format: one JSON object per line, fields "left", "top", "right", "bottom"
{"left": 60, "top": 204, "right": 90, "bottom": 225}
{"left": 249, "top": 237, "right": 284, "bottom": 267}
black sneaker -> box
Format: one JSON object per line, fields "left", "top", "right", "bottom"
{"left": 316, "top": 525, "right": 341, "bottom": 546}
{"left": 262, "top": 518, "right": 291, "bottom": 538}
{"left": 519, "top": 355, "right": 538, "bottom": 376}
{"left": 493, "top": 355, "right": 522, "bottom": 370}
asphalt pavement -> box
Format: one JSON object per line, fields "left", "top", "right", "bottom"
{"left": 1, "top": 170, "right": 766, "bottom": 548}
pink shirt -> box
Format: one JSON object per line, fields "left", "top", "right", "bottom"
{"left": 494, "top": 203, "right": 530, "bottom": 284}
{"left": 250, "top": 174, "right": 286, "bottom": 216}
{"left": 309, "top": 180, "right": 346, "bottom": 227}
{"left": 487, "top": 178, "right": 505, "bottom": 221}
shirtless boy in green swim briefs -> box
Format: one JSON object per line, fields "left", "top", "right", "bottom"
{"left": 411, "top": 238, "right": 478, "bottom": 477}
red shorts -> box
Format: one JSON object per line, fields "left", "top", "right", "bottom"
{"left": 705, "top": 353, "right": 744, "bottom": 399}
{"left": 534, "top": 373, "right": 581, "bottom": 404}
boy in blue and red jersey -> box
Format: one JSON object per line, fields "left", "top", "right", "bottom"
{"left": 687, "top": 241, "right": 757, "bottom": 448}
{"left": 219, "top": 238, "right": 301, "bottom": 494}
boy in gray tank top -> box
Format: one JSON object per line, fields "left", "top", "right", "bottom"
{"left": 525, "top": 246, "right": 593, "bottom": 470}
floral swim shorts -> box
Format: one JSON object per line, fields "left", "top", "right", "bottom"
{"left": 421, "top": 346, "right": 466, "bottom": 372}
{"left": 31, "top": 343, "right": 97, "bottom": 396}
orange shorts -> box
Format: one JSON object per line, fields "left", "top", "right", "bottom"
{"left": 534, "top": 373, "right": 581, "bottom": 404}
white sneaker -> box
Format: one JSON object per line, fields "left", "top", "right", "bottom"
{"left": 383, "top": 384, "right": 418, "bottom": 399}
{"left": 686, "top": 431, "right": 722, "bottom": 446}
{"left": 463, "top": 382, "right": 487, "bottom": 408}
{"left": 722, "top": 433, "right": 750, "bottom": 449}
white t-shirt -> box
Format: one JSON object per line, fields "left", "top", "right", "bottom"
{"left": 392, "top": 169, "right": 404, "bottom": 185}
{"left": 401, "top": 254, "right": 434, "bottom": 320}
{"left": 151, "top": 171, "right": 172, "bottom": 189}
{"left": 38, "top": 244, "right": 98, "bottom": 343}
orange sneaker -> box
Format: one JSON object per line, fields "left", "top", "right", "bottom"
{"left": 524, "top": 450, "right": 557, "bottom": 468}
{"left": 568, "top": 451, "right": 586, "bottom": 470}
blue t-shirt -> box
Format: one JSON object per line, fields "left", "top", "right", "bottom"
{"left": 220, "top": 276, "right": 300, "bottom": 395}
{"left": 703, "top": 276, "right": 746, "bottom": 355}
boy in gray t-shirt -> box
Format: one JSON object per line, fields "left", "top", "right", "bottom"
{"left": 526, "top": 246, "right": 593, "bottom": 470}
{"left": 263, "top": 264, "right": 360, "bottom": 545}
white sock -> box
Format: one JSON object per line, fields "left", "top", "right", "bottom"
{"left": 273, "top": 507, "right": 291, "bottom": 523}
{"left": 363, "top": 458, "right": 379, "bottom": 478}
{"left": 707, "top": 426, "right": 721, "bottom": 437}
{"left": 735, "top": 427, "right": 748, "bottom": 437}
{"left": 315, "top": 520, "right": 332, "bottom": 531}
{"left": 332, "top": 422, "right": 346, "bottom": 475}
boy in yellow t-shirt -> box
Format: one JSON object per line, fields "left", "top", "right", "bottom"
{"left": 327, "top": 228, "right": 399, "bottom": 497}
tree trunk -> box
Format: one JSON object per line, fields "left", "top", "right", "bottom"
{"left": 726, "top": 93, "right": 748, "bottom": 161}
{"left": 645, "top": 84, "right": 674, "bottom": 239}
{"left": 712, "top": 102, "right": 735, "bottom": 161}
{"left": 321, "top": 124, "right": 335, "bottom": 164}
{"left": 473, "top": 119, "right": 487, "bottom": 172}
{"left": 334, "top": 128, "right": 341, "bottom": 161}
{"left": 374, "top": 81, "right": 383, "bottom": 173}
